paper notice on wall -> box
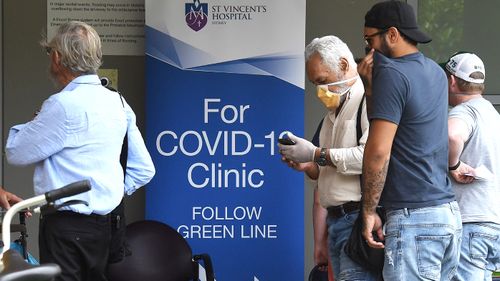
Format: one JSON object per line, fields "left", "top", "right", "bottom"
{"left": 47, "top": 0, "right": 145, "bottom": 56}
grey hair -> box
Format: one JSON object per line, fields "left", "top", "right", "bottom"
{"left": 305, "top": 35, "right": 356, "bottom": 79}
{"left": 43, "top": 21, "right": 102, "bottom": 74}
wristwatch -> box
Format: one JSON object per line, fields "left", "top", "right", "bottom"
{"left": 315, "top": 147, "right": 328, "bottom": 166}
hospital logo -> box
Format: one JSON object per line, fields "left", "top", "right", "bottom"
{"left": 185, "top": 0, "right": 208, "bottom": 32}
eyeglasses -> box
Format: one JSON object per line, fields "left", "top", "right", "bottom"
{"left": 364, "top": 29, "right": 388, "bottom": 46}
{"left": 45, "top": 46, "right": 53, "bottom": 55}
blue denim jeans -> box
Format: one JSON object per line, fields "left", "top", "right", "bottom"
{"left": 383, "top": 201, "right": 462, "bottom": 281}
{"left": 326, "top": 210, "right": 381, "bottom": 281}
{"left": 453, "top": 222, "right": 500, "bottom": 281}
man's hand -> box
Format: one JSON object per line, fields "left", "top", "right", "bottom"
{"left": 362, "top": 210, "right": 385, "bottom": 249}
{"left": 449, "top": 161, "right": 475, "bottom": 184}
{"left": 278, "top": 132, "right": 316, "bottom": 163}
{"left": 281, "top": 157, "right": 316, "bottom": 172}
{"left": 357, "top": 49, "right": 374, "bottom": 97}
{"left": 314, "top": 238, "right": 329, "bottom": 267}
{"left": 0, "top": 187, "right": 23, "bottom": 209}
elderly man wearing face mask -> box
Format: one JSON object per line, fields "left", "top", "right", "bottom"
{"left": 279, "top": 35, "right": 379, "bottom": 281}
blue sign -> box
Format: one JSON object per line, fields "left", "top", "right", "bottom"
{"left": 145, "top": 1, "right": 305, "bottom": 279}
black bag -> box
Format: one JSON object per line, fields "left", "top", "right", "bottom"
{"left": 308, "top": 264, "right": 329, "bottom": 281}
{"left": 344, "top": 206, "right": 385, "bottom": 273}
{"left": 108, "top": 199, "right": 131, "bottom": 264}
{"left": 107, "top": 123, "right": 130, "bottom": 264}
{"left": 105, "top": 80, "right": 131, "bottom": 264}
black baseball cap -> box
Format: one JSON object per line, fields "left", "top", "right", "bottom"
{"left": 365, "top": 0, "right": 432, "bottom": 44}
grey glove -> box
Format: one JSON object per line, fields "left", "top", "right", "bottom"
{"left": 278, "top": 132, "right": 317, "bottom": 163}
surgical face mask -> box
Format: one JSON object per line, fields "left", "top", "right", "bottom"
{"left": 316, "top": 76, "right": 358, "bottom": 110}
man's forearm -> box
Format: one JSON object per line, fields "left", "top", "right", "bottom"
{"left": 448, "top": 136, "right": 464, "bottom": 167}
{"left": 362, "top": 158, "right": 389, "bottom": 213}
{"left": 448, "top": 118, "right": 468, "bottom": 167}
{"left": 360, "top": 119, "right": 397, "bottom": 214}
{"left": 304, "top": 162, "right": 320, "bottom": 180}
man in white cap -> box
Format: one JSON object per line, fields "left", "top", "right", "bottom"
{"left": 445, "top": 52, "right": 500, "bottom": 281}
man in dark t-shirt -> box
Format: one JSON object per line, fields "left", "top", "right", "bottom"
{"left": 357, "top": 1, "right": 462, "bottom": 280}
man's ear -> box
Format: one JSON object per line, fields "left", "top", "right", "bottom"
{"left": 449, "top": 74, "right": 459, "bottom": 89}
{"left": 51, "top": 50, "right": 60, "bottom": 65}
{"left": 387, "top": 27, "right": 400, "bottom": 44}
{"left": 339, "top": 57, "right": 349, "bottom": 72}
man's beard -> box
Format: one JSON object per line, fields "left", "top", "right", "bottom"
{"left": 379, "top": 36, "right": 392, "bottom": 57}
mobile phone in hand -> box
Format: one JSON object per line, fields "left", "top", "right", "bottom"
{"left": 278, "top": 136, "right": 295, "bottom": 145}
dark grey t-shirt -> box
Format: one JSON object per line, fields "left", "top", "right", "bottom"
{"left": 369, "top": 51, "right": 454, "bottom": 209}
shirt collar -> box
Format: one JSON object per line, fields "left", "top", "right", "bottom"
{"left": 62, "top": 74, "right": 101, "bottom": 92}
{"left": 70, "top": 74, "right": 101, "bottom": 85}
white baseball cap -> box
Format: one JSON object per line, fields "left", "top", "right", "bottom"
{"left": 445, "top": 52, "right": 485, "bottom": 84}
